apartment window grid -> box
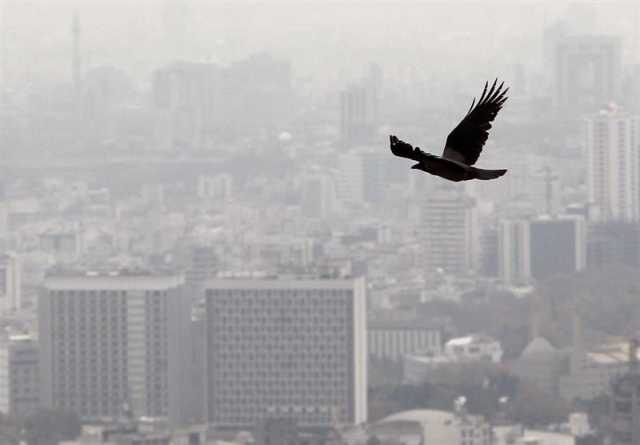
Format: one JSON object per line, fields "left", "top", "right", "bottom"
{"left": 207, "top": 287, "right": 355, "bottom": 426}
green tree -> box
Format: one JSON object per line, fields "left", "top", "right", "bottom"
{"left": 511, "top": 381, "right": 570, "bottom": 427}
{"left": 22, "top": 408, "right": 81, "bottom": 445}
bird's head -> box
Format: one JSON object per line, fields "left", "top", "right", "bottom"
{"left": 411, "top": 163, "right": 425, "bottom": 171}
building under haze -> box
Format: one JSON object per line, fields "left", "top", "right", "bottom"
{"left": 204, "top": 277, "right": 367, "bottom": 429}
{"left": 498, "top": 219, "right": 530, "bottom": 286}
{"left": 339, "top": 71, "right": 379, "bottom": 147}
{"left": 587, "top": 221, "right": 640, "bottom": 269}
{"left": 38, "top": 271, "right": 191, "bottom": 422}
{"left": 153, "top": 61, "right": 223, "bottom": 152}
{"left": 0, "top": 334, "right": 39, "bottom": 418}
{"left": 499, "top": 215, "right": 586, "bottom": 285}
{"left": 153, "top": 54, "right": 292, "bottom": 151}
{"left": 585, "top": 106, "right": 640, "bottom": 222}
{"left": 554, "top": 35, "right": 622, "bottom": 113}
{"left": 421, "top": 186, "right": 476, "bottom": 277}
{"left": 608, "top": 366, "right": 640, "bottom": 445}
{"left": 0, "top": 252, "right": 21, "bottom": 313}
{"left": 300, "top": 174, "right": 337, "bottom": 220}
{"left": 367, "top": 319, "right": 442, "bottom": 362}
{"left": 529, "top": 216, "right": 586, "bottom": 282}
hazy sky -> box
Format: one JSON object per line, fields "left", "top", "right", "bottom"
{"left": 2, "top": 0, "right": 639, "bottom": 91}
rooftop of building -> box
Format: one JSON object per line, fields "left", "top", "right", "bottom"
{"left": 367, "top": 318, "right": 442, "bottom": 331}
{"left": 43, "top": 269, "right": 185, "bottom": 290}
{"left": 205, "top": 276, "right": 364, "bottom": 290}
{"left": 587, "top": 340, "right": 640, "bottom": 365}
{"left": 446, "top": 333, "right": 498, "bottom": 347}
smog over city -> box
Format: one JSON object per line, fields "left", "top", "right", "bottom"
{"left": 1, "top": 1, "right": 640, "bottom": 444}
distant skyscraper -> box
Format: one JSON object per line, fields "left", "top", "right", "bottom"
{"left": 153, "top": 54, "right": 292, "bottom": 150}
{"left": 608, "top": 361, "right": 640, "bottom": 445}
{"left": 498, "top": 215, "right": 586, "bottom": 285}
{"left": 421, "top": 186, "right": 476, "bottom": 277}
{"left": 337, "top": 152, "right": 365, "bottom": 204}
{"left": 530, "top": 166, "right": 561, "bottom": 217}
{"left": 0, "top": 335, "right": 39, "bottom": 417}
{"left": 153, "top": 61, "right": 222, "bottom": 151}
{"left": 554, "top": 36, "right": 622, "bottom": 113}
{"left": 585, "top": 107, "right": 640, "bottom": 222}
{"left": 529, "top": 215, "right": 586, "bottom": 281}
{"left": 0, "top": 252, "right": 20, "bottom": 312}
{"left": 498, "top": 219, "right": 530, "bottom": 286}
{"left": 39, "top": 271, "right": 191, "bottom": 421}
{"left": 300, "top": 174, "right": 337, "bottom": 219}
{"left": 340, "top": 67, "right": 380, "bottom": 147}
{"left": 479, "top": 225, "right": 498, "bottom": 277}
{"left": 204, "top": 278, "right": 367, "bottom": 429}
{"left": 71, "top": 11, "right": 81, "bottom": 96}
{"left": 587, "top": 221, "right": 640, "bottom": 269}
{"left": 336, "top": 149, "right": 389, "bottom": 206}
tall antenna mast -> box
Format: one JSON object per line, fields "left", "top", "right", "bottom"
{"left": 71, "top": 10, "right": 81, "bottom": 97}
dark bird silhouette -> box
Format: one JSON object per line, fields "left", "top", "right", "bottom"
{"left": 390, "top": 79, "right": 509, "bottom": 182}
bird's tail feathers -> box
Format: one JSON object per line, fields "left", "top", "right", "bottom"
{"left": 475, "top": 168, "right": 507, "bottom": 180}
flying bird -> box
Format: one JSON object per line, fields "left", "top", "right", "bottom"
{"left": 390, "top": 79, "right": 509, "bottom": 182}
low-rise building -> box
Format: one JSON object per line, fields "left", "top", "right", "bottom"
{"left": 403, "top": 334, "right": 502, "bottom": 384}
{"left": 368, "top": 319, "right": 441, "bottom": 362}
{"left": 444, "top": 334, "right": 503, "bottom": 363}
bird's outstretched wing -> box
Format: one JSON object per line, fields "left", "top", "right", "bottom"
{"left": 389, "top": 135, "right": 436, "bottom": 163}
{"left": 443, "top": 79, "right": 508, "bottom": 165}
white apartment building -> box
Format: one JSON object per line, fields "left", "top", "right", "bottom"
{"left": 585, "top": 106, "right": 640, "bottom": 222}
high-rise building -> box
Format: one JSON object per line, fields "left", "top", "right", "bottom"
{"left": 204, "top": 278, "right": 367, "bottom": 429}
{"left": 336, "top": 153, "right": 365, "bottom": 204}
{"left": 608, "top": 355, "right": 640, "bottom": 445}
{"left": 498, "top": 219, "right": 530, "bottom": 286}
{"left": 38, "top": 271, "right": 191, "bottom": 422}
{"left": 0, "top": 334, "right": 39, "bottom": 417}
{"left": 337, "top": 148, "right": 389, "bottom": 205}
{"left": 585, "top": 107, "right": 640, "bottom": 222}
{"left": 185, "top": 245, "right": 216, "bottom": 288}
{"left": 153, "top": 62, "right": 223, "bottom": 151}
{"left": 587, "top": 221, "right": 640, "bottom": 268}
{"left": 498, "top": 215, "right": 586, "bottom": 285}
{"left": 529, "top": 215, "right": 587, "bottom": 281}
{"left": 0, "top": 251, "right": 21, "bottom": 312}
{"left": 300, "top": 174, "right": 337, "bottom": 219}
{"left": 339, "top": 68, "right": 379, "bottom": 148}
{"left": 554, "top": 36, "right": 622, "bottom": 113}
{"left": 153, "top": 54, "right": 292, "bottom": 150}
{"left": 421, "top": 186, "right": 476, "bottom": 277}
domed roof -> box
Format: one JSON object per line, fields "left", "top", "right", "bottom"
{"left": 521, "top": 337, "right": 557, "bottom": 359}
